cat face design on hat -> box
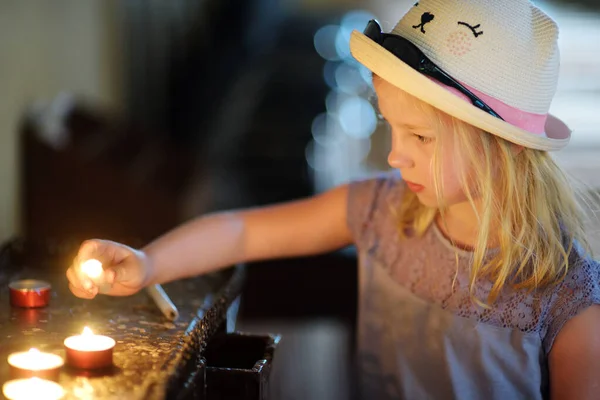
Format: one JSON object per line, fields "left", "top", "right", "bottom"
{"left": 403, "top": 1, "right": 490, "bottom": 58}
{"left": 391, "top": 0, "right": 560, "bottom": 116}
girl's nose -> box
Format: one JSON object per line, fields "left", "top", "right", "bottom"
{"left": 387, "top": 141, "right": 414, "bottom": 169}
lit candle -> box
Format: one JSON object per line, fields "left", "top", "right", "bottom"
{"left": 7, "top": 348, "right": 64, "bottom": 381}
{"left": 80, "top": 258, "right": 104, "bottom": 284}
{"left": 2, "top": 377, "right": 64, "bottom": 400}
{"left": 80, "top": 258, "right": 113, "bottom": 293}
{"left": 64, "top": 327, "right": 115, "bottom": 370}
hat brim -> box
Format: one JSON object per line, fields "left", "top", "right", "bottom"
{"left": 350, "top": 30, "right": 571, "bottom": 151}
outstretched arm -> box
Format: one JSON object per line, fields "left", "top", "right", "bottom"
{"left": 145, "top": 184, "right": 353, "bottom": 285}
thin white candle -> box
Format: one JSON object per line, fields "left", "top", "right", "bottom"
{"left": 7, "top": 348, "right": 64, "bottom": 370}
{"left": 2, "top": 377, "right": 64, "bottom": 400}
{"left": 146, "top": 284, "right": 179, "bottom": 321}
{"left": 63, "top": 327, "right": 115, "bottom": 352}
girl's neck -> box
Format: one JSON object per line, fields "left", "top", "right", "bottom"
{"left": 435, "top": 200, "right": 499, "bottom": 250}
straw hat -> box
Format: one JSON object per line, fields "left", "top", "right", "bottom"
{"left": 350, "top": 0, "right": 571, "bottom": 151}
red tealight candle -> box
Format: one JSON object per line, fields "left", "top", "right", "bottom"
{"left": 9, "top": 280, "right": 51, "bottom": 308}
{"left": 7, "top": 348, "right": 64, "bottom": 381}
{"left": 64, "top": 327, "right": 115, "bottom": 370}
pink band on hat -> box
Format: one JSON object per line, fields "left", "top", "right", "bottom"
{"left": 440, "top": 80, "right": 548, "bottom": 135}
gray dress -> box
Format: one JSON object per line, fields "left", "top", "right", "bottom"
{"left": 347, "top": 172, "right": 600, "bottom": 400}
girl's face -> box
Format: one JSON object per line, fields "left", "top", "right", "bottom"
{"left": 374, "top": 77, "right": 475, "bottom": 208}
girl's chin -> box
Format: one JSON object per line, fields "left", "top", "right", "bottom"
{"left": 414, "top": 191, "right": 467, "bottom": 209}
{"left": 414, "top": 192, "right": 439, "bottom": 208}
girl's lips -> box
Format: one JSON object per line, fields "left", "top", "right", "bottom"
{"left": 405, "top": 181, "right": 425, "bottom": 193}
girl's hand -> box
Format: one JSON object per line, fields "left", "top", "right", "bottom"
{"left": 66, "top": 239, "right": 153, "bottom": 299}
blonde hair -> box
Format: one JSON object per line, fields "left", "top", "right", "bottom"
{"left": 392, "top": 88, "right": 596, "bottom": 304}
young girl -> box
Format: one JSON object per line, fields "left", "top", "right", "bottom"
{"left": 67, "top": 1, "right": 600, "bottom": 398}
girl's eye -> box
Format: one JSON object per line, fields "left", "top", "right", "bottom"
{"left": 414, "top": 134, "right": 433, "bottom": 144}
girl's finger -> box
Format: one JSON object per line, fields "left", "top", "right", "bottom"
{"left": 68, "top": 283, "right": 96, "bottom": 299}
{"left": 66, "top": 267, "right": 85, "bottom": 290}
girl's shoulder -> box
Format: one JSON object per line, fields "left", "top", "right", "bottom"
{"left": 347, "top": 170, "right": 405, "bottom": 212}
{"left": 349, "top": 169, "right": 403, "bottom": 195}
{"left": 542, "top": 246, "right": 600, "bottom": 354}
{"left": 346, "top": 170, "right": 405, "bottom": 241}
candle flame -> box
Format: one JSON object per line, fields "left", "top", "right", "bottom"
{"left": 8, "top": 348, "right": 64, "bottom": 371}
{"left": 81, "top": 259, "right": 103, "bottom": 279}
{"left": 82, "top": 326, "right": 94, "bottom": 336}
